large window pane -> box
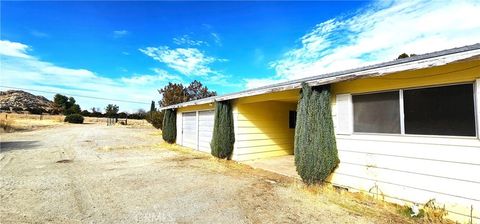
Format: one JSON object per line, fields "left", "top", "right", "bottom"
{"left": 353, "top": 91, "right": 400, "bottom": 133}
{"left": 404, "top": 84, "right": 475, "bottom": 136}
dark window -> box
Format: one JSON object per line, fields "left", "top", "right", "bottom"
{"left": 404, "top": 84, "right": 475, "bottom": 136}
{"left": 289, "top": 111, "right": 297, "bottom": 129}
{"left": 353, "top": 91, "right": 400, "bottom": 133}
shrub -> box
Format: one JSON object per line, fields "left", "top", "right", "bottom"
{"left": 64, "top": 114, "right": 84, "bottom": 124}
{"left": 210, "top": 100, "right": 235, "bottom": 159}
{"left": 162, "top": 109, "right": 176, "bottom": 143}
{"left": 294, "top": 83, "right": 339, "bottom": 184}
{"left": 149, "top": 111, "right": 164, "bottom": 129}
{"left": 27, "top": 107, "right": 45, "bottom": 115}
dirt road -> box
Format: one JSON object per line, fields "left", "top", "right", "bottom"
{"left": 0, "top": 124, "right": 420, "bottom": 223}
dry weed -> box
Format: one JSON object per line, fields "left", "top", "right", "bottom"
{"left": 0, "top": 116, "right": 15, "bottom": 132}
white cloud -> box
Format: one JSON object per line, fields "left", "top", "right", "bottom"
{"left": 269, "top": 0, "right": 480, "bottom": 82}
{"left": 211, "top": 32, "right": 222, "bottom": 46}
{"left": 0, "top": 40, "right": 170, "bottom": 113}
{"left": 121, "top": 68, "right": 183, "bottom": 85}
{"left": 173, "top": 35, "right": 207, "bottom": 46}
{"left": 139, "top": 46, "right": 223, "bottom": 76}
{"left": 139, "top": 46, "right": 235, "bottom": 87}
{"left": 201, "top": 24, "right": 222, "bottom": 46}
{"left": 0, "top": 40, "right": 32, "bottom": 59}
{"left": 113, "top": 30, "right": 129, "bottom": 38}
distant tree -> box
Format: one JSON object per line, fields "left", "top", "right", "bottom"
{"left": 397, "top": 53, "right": 417, "bottom": 59}
{"left": 27, "top": 107, "right": 45, "bottom": 115}
{"left": 158, "top": 83, "right": 189, "bottom": 107}
{"left": 118, "top": 112, "right": 128, "bottom": 118}
{"left": 80, "top": 110, "right": 91, "bottom": 117}
{"left": 128, "top": 109, "right": 147, "bottom": 119}
{"left": 67, "top": 97, "right": 76, "bottom": 108}
{"left": 397, "top": 53, "right": 409, "bottom": 59}
{"left": 53, "top": 94, "right": 68, "bottom": 110}
{"left": 53, "top": 94, "right": 81, "bottom": 115}
{"left": 150, "top": 101, "right": 156, "bottom": 113}
{"left": 154, "top": 80, "right": 216, "bottom": 130}
{"left": 90, "top": 107, "right": 103, "bottom": 117}
{"left": 66, "top": 104, "right": 81, "bottom": 115}
{"left": 105, "top": 104, "right": 119, "bottom": 118}
{"left": 158, "top": 80, "right": 216, "bottom": 107}
{"left": 147, "top": 101, "right": 156, "bottom": 122}
{"left": 185, "top": 80, "right": 217, "bottom": 100}
{"left": 137, "top": 108, "right": 147, "bottom": 116}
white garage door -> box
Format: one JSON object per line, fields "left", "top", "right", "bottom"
{"left": 182, "top": 112, "right": 197, "bottom": 149}
{"left": 198, "top": 110, "right": 215, "bottom": 152}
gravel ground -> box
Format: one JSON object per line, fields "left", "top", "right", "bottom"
{"left": 0, "top": 124, "right": 423, "bottom": 224}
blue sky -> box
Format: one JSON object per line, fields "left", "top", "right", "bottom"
{"left": 1, "top": 1, "right": 480, "bottom": 112}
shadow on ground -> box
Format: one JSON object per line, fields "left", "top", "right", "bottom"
{"left": 0, "top": 141, "right": 41, "bottom": 152}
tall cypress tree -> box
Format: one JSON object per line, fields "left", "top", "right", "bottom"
{"left": 210, "top": 100, "right": 235, "bottom": 159}
{"left": 294, "top": 83, "right": 339, "bottom": 184}
{"left": 162, "top": 109, "right": 176, "bottom": 144}
{"left": 150, "top": 101, "right": 156, "bottom": 112}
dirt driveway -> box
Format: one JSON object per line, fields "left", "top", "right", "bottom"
{"left": 0, "top": 124, "right": 422, "bottom": 223}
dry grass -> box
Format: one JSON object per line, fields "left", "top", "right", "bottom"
{"left": 0, "top": 115, "right": 63, "bottom": 133}
{"left": 149, "top": 130, "right": 162, "bottom": 136}
{"left": 156, "top": 142, "right": 453, "bottom": 224}
{"left": 286, "top": 181, "right": 455, "bottom": 224}
{"left": 155, "top": 142, "right": 200, "bottom": 154}
{"left": 0, "top": 116, "right": 15, "bottom": 132}
{"left": 0, "top": 113, "right": 151, "bottom": 132}
{"left": 0, "top": 113, "right": 64, "bottom": 122}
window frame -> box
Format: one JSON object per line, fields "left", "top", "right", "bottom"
{"left": 351, "top": 90, "right": 401, "bottom": 134}
{"left": 351, "top": 82, "right": 477, "bottom": 138}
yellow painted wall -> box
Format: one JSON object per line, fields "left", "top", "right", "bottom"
{"left": 232, "top": 100, "right": 297, "bottom": 161}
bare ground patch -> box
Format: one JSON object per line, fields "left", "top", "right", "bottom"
{"left": 0, "top": 124, "right": 447, "bottom": 223}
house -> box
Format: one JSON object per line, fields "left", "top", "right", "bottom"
{"left": 160, "top": 44, "right": 480, "bottom": 223}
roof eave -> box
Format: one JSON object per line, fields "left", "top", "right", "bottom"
{"left": 160, "top": 44, "right": 480, "bottom": 111}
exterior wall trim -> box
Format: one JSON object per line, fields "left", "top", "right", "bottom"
{"left": 161, "top": 44, "right": 480, "bottom": 111}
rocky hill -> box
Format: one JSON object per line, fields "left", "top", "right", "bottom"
{"left": 0, "top": 90, "right": 55, "bottom": 113}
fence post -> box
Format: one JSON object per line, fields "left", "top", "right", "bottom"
{"left": 471, "top": 205, "right": 473, "bottom": 224}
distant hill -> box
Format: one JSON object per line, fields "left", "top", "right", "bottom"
{"left": 0, "top": 90, "right": 55, "bottom": 114}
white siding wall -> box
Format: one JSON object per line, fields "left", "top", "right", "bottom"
{"left": 332, "top": 94, "right": 480, "bottom": 223}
